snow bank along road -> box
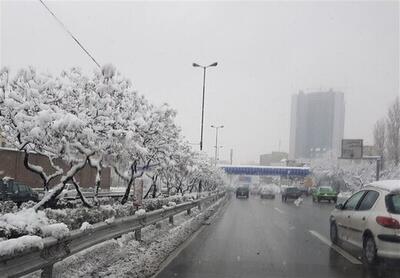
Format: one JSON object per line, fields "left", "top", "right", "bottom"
{"left": 156, "top": 194, "right": 400, "bottom": 278}
{"left": 18, "top": 195, "right": 227, "bottom": 278}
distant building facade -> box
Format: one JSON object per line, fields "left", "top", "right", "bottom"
{"left": 259, "top": 152, "right": 288, "bottom": 166}
{"left": 289, "top": 90, "right": 345, "bottom": 159}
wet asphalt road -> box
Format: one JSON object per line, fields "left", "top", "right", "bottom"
{"left": 155, "top": 194, "right": 400, "bottom": 278}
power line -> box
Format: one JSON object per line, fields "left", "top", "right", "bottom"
{"left": 38, "top": 0, "right": 101, "bottom": 68}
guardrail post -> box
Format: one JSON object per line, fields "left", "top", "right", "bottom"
{"left": 135, "top": 228, "right": 142, "bottom": 241}
{"left": 169, "top": 215, "right": 174, "bottom": 225}
{"left": 41, "top": 265, "right": 53, "bottom": 278}
{"left": 187, "top": 208, "right": 191, "bottom": 215}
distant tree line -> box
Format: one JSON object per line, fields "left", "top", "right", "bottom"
{"left": 373, "top": 96, "right": 400, "bottom": 167}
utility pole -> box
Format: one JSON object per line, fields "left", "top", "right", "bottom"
{"left": 211, "top": 125, "right": 224, "bottom": 166}
{"left": 192, "top": 62, "right": 218, "bottom": 151}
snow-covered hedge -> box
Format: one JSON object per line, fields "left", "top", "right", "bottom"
{"left": 0, "top": 192, "right": 209, "bottom": 239}
{"left": 0, "top": 208, "right": 69, "bottom": 240}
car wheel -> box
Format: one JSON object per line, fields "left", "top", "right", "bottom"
{"left": 330, "top": 222, "right": 339, "bottom": 244}
{"left": 363, "top": 235, "right": 378, "bottom": 265}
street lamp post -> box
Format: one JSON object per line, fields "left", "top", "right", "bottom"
{"left": 218, "top": 146, "right": 224, "bottom": 164}
{"left": 192, "top": 62, "right": 218, "bottom": 151}
{"left": 211, "top": 125, "right": 224, "bottom": 166}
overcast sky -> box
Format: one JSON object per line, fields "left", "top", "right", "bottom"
{"left": 1, "top": 0, "right": 399, "bottom": 164}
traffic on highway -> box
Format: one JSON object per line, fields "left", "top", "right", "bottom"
{"left": 157, "top": 181, "right": 400, "bottom": 278}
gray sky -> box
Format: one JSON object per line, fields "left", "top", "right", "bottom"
{"left": 1, "top": 0, "right": 399, "bottom": 164}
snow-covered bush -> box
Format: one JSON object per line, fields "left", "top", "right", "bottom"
{"left": 80, "top": 221, "right": 93, "bottom": 231}
{"left": 0, "top": 201, "right": 18, "bottom": 214}
{"left": 44, "top": 206, "right": 116, "bottom": 230}
{"left": 135, "top": 209, "right": 146, "bottom": 216}
{"left": 0, "top": 235, "right": 44, "bottom": 257}
{"left": 0, "top": 208, "right": 69, "bottom": 239}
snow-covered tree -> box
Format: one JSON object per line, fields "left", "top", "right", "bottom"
{"left": 0, "top": 65, "right": 226, "bottom": 210}
{"left": 373, "top": 118, "right": 386, "bottom": 168}
{"left": 386, "top": 97, "right": 400, "bottom": 165}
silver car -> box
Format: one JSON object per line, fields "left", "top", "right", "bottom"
{"left": 330, "top": 180, "right": 400, "bottom": 265}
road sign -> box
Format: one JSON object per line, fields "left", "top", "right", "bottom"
{"left": 341, "top": 139, "right": 363, "bottom": 159}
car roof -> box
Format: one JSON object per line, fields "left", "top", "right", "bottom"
{"left": 365, "top": 180, "right": 400, "bottom": 192}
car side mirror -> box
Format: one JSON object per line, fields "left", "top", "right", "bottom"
{"left": 335, "top": 203, "right": 344, "bottom": 210}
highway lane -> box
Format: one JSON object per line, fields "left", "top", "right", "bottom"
{"left": 155, "top": 194, "right": 400, "bottom": 278}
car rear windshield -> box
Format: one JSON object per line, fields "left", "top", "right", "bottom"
{"left": 386, "top": 194, "right": 400, "bottom": 214}
{"left": 287, "top": 188, "right": 299, "bottom": 193}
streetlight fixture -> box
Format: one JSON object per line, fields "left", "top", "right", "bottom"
{"left": 211, "top": 125, "right": 224, "bottom": 166}
{"left": 193, "top": 62, "right": 218, "bottom": 151}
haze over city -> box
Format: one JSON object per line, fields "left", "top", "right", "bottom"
{"left": 1, "top": 1, "right": 398, "bottom": 163}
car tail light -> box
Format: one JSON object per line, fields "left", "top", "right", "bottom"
{"left": 376, "top": 216, "right": 400, "bottom": 229}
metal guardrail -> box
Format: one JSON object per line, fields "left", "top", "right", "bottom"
{"left": 63, "top": 191, "right": 127, "bottom": 200}
{"left": 0, "top": 192, "right": 225, "bottom": 278}
{"left": 33, "top": 189, "right": 129, "bottom": 200}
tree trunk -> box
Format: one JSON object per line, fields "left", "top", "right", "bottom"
{"left": 72, "top": 177, "right": 92, "bottom": 208}
{"left": 152, "top": 176, "right": 158, "bottom": 198}
{"left": 121, "top": 177, "right": 134, "bottom": 204}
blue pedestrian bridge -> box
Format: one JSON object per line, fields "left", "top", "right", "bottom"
{"left": 219, "top": 165, "right": 310, "bottom": 177}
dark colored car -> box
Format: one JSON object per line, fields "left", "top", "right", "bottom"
{"left": 0, "top": 179, "right": 39, "bottom": 205}
{"left": 298, "top": 186, "right": 311, "bottom": 196}
{"left": 281, "top": 186, "right": 302, "bottom": 202}
{"left": 236, "top": 185, "right": 250, "bottom": 199}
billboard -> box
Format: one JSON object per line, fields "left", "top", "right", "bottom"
{"left": 341, "top": 139, "right": 363, "bottom": 159}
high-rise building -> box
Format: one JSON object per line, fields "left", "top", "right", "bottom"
{"left": 289, "top": 90, "right": 345, "bottom": 159}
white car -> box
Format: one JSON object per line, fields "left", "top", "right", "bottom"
{"left": 330, "top": 180, "right": 400, "bottom": 265}
{"left": 259, "top": 185, "right": 276, "bottom": 199}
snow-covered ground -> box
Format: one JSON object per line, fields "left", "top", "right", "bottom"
{"left": 23, "top": 195, "right": 227, "bottom": 278}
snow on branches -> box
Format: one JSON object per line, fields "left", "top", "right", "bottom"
{"left": 0, "top": 65, "right": 225, "bottom": 208}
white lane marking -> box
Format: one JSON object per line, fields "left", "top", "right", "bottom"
{"left": 274, "top": 207, "right": 285, "bottom": 214}
{"left": 309, "top": 230, "right": 362, "bottom": 265}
